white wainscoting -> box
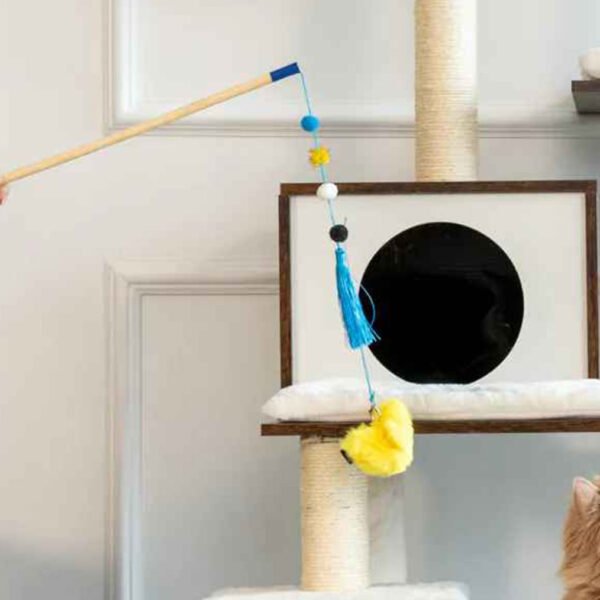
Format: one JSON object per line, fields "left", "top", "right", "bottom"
{"left": 105, "top": 260, "right": 293, "bottom": 600}
{"left": 104, "top": 259, "right": 413, "bottom": 600}
{"left": 105, "top": 0, "right": 600, "bottom": 138}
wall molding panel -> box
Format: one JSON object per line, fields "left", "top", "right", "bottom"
{"left": 105, "top": 259, "right": 277, "bottom": 600}
{"left": 104, "top": 0, "right": 600, "bottom": 139}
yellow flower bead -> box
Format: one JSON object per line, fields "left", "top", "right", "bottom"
{"left": 309, "top": 146, "right": 330, "bottom": 167}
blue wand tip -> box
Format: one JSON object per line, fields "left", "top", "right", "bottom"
{"left": 270, "top": 62, "right": 301, "bottom": 82}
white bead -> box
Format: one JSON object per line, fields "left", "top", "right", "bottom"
{"left": 316, "top": 182, "right": 339, "bottom": 201}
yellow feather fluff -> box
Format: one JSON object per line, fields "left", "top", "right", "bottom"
{"left": 340, "top": 399, "right": 414, "bottom": 477}
{"left": 309, "top": 146, "right": 330, "bottom": 167}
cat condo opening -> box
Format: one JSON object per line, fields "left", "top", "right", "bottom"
{"left": 360, "top": 221, "right": 525, "bottom": 384}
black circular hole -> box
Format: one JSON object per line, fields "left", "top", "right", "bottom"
{"left": 360, "top": 222, "right": 524, "bottom": 384}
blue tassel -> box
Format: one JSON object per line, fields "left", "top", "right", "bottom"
{"left": 335, "top": 246, "right": 379, "bottom": 349}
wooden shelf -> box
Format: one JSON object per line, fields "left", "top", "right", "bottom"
{"left": 262, "top": 416, "right": 600, "bottom": 437}
{"left": 572, "top": 80, "right": 600, "bottom": 113}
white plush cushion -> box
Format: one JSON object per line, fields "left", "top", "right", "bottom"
{"left": 209, "top": 584, "right": 469, "bottom": 599}
{"left": 262, "top": 378, "right": 600, "bottom": 421}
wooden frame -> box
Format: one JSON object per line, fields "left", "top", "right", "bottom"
{"left": 267, "top": 180, "right": 599, "bottom": 436}
{"left": 262, "top": 416, "right": 600, "bottom": 436}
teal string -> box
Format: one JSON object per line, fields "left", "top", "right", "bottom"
{"left": 298, "top": 68, "right": 377, "bottom": 408}
{"left": 359, "top": 347, "right": 376, "bottom": 407}
{"left": 300, "top": 72, "right": 337, "bottom": 227}
{"left": 299, "top": 71, "right": 314, "bottom": 115}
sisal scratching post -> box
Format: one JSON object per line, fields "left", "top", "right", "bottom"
{"left": 301, "top": 437, "right": 369, "bottom": 591}
{"left": 415, "top": 0, "right": 478, "bottom": 181}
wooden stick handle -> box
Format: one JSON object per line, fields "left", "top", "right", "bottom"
{"left": 0, "top": 64, "right": 299, "bottom": 187}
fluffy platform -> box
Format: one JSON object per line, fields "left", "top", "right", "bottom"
{"left": 209, "top": 584, "right": 469, "bottom": 599}
{"left": 262, "top": 378, "right": 600, "bottom": 422}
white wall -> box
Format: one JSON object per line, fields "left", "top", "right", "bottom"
{"left": 1, "top": 1, "right": 600, "bottom": 599}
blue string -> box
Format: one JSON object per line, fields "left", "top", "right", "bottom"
{"left": 359, "top": 283, "right": 377, "bottom": 327}
{"left": 359, "top": 347, "right": 376, "bottom": 407}
{"left": 301, "top": 73, "right": 337, "bottom": 227}
{"left": 298, "top": 68, "right": 377, "bottom": 408}
{"left": 358, "top": 286, "right": 377, "bottom": 407}
{"left": 325, "top": 199, "right": 336, "bottom": 228}
{"left": 319, "top": 164, "right": 328, "bottom": 183}
{"left": 299, "top": 71, "right": 314, "bottom": 116}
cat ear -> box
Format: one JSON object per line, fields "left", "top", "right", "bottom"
{"left": 573, "top": 477, "right": 598, "bottom": 512}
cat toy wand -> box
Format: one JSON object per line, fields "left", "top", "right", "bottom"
{"left": 0, "top": 60, "right": 377, "bottom": 407}
{"left": 0, "top": 63, "right": 300, "bottom": 194}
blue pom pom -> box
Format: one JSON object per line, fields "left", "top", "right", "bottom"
{"left": 301, "top": 115, "right": 320, "bottom": 132}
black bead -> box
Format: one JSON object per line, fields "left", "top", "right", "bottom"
{"left": 329, "top": 224, "right": 349, "bottom": 242}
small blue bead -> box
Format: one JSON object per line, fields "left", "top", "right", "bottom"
{"left": 300, "top": 115, "right": 320, "bottom": 132}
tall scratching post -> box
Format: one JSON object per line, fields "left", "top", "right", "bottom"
{"left": 301, "top": 438, "right": 369, "bottom": 591}
{"left": 415, "top": 0, "right": 478, "bottom": 181}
